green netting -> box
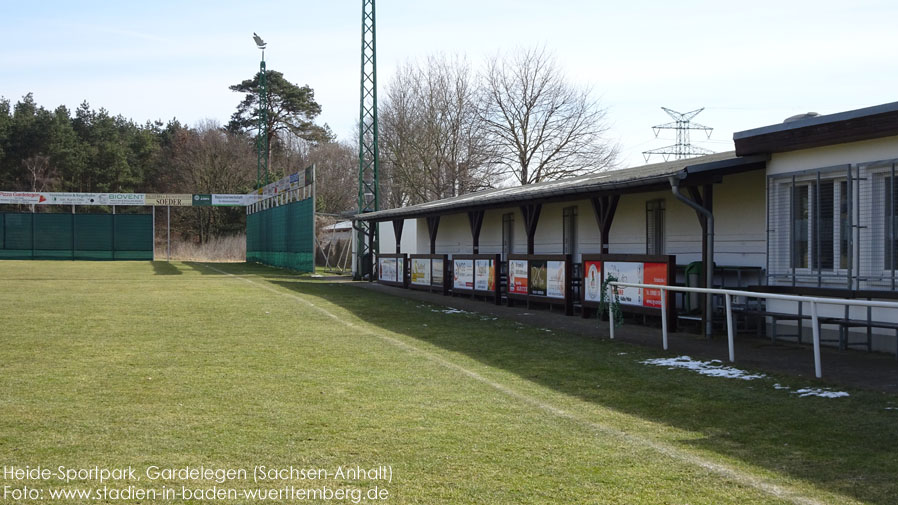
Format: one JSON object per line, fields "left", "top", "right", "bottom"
{"left": 113, "top": 214, "right": 153, "bottom": 260}
{"left": 0, "top": 212, "right": 152, "bottom": 261}
{"left": 246, "top": 198, "right": 314, "bottom": 272}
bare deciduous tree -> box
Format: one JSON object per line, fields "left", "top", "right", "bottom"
{"left": 308, "top": 141, "right": 357, "bottom": 215}
{"left": 480, "top": 47, "right": 618, "bottom": 185}
{"left": 23, "top": 155, "right": 57, "bottom": 192}
{"left": 380, "top": 56, "right": 500, "bottom": 207}
{"left": 170, "top": 120, "right": 255, "bottom": 240}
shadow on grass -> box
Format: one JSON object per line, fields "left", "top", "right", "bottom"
{"left": 151, "top": 261, "right": 182, "bottom": 275}
{"left": 271, "top": 278, "right": 898, "bottom": 505}
{"left": 183, "top": 261, "right": 308, "bottom": 278}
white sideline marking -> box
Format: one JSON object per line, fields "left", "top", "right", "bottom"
{"left": 205, "top": 264, "right": 842, "bottom": 505}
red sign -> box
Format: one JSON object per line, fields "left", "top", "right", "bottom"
{"left": 642, "top": 262, "right": 668, "bottom": 308}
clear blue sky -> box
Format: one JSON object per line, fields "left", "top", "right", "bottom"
{"left": 2, "top": 0, "right": 895, "bottom": 167}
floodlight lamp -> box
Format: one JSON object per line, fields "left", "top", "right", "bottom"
{"left": 253, "top": 32, "right": 267, "bottom": 50}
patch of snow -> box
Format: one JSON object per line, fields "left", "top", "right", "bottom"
{"left": 432, "top": 308, "right": 470, "bottom": 315}
{"left": 793, "top": 388, "right": 849, "bottom": 398}
{"left": 884, "top": 407, "right": 897, "bottom": 411}
{"left": 640, "top": 355, "right": 766, "bottom": 381}
{"left": 773, "top": 383, "right": 790, "bottom": 390}
{"left": 617, "top": 352, "right": 628, "bottom": 356}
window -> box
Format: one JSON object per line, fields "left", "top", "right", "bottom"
{"left": 646, "top": 199, "right": 665, "bottom": 255}
{"left": 562, "top": 206, "right": 577, "bottom": 256}
{"left": 885, "top": 176, "right": 898, "bottom": 270}
{"left": 789, "top": 178, "right": 850, "bottom": 271}
{"left": 502, "top": 213, "right": 514, "bottom": 260}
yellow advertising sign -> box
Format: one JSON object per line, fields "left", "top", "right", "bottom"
{"left": 145, "top": 194, "right": 193, "bottom": 206}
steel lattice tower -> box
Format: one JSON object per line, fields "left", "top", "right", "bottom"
{"left": 356, "top": 0, "right": 379, "bottom": 279}
{"left": 642, "top": 107, "right": 714, "bottom": 162}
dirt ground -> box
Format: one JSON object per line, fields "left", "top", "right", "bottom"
{"left": 347, "top": 280, "right": 898, "bottom": 394}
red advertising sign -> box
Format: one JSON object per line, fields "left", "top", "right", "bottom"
{"left": 642, "top": 262, "right": 668, "bottom": 308}
{"left": 508, "top": 259, "right": 529, "bottom": 295}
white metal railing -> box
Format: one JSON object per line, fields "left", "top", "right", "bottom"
{"left": 607, "top": 282, "right": 898, "bottom": 378}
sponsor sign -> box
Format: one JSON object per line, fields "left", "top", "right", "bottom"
{"left": 146, "top": 194, "right": 191, "bottom": 206}
{"left": 212, "top": 194, "right": 256, "bottom": 207}
{"left": 546, "top": 260, "right": 565, "bottom": 299}
{"left": 192, "top": 194, "right": 212, "bottom": 206}
{"left": 605, "top": 261, "right": 644, "bottom": 306}
{"left": 251, "top": 168, "right": 312, "bottom": 198}
{"left": 101, "top": 193, "right": 146, "bottom": 206}
{"left": 44, "top": 193, "right": 102, "bottom": 205}
{"left": 379, "top": 257, "right": 397, "bottom": 283}
{"left": 0, "top": 191, "right": 47, "bottom": 205}
{"left": 453, "top": 259, "right": 474, "bottom": 290}
{"left": 642, "top": 262, "right": 668, "bottom": 308}
{"left": 474, "top": 259, "right": 494, "bottom": 292}
{"left": 529, "top": 260, "right": 547, "bottom": 296}
{"left": 583, "top": 261, "right": 603, "bottom": 302}
{"left": 411, "top": 258, "right": 431, "bottom": 286}
{"left": 431, "top": 259, "right": 444, "bottom": 287}
{"left": 508, "top": 259, "right": 528, "bottom": 295}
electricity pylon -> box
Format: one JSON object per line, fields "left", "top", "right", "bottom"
{"left": 642, "top": 107, "right": 714, "bottom": 162}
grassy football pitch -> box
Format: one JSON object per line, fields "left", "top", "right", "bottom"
{"left": 0, "top": 261, "right": 896, "bottom": 504}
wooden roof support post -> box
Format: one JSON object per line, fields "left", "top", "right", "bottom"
{"left": 590, "top": 195, "right": 620, "bottom": 254}
{"left": 426, "top": 216, "right": 440, "bottom": 254}
{"left": 520, "top": 204, "right": 542, "bottom": 255}
{"left": 468, "top": 210, "right": 485, "bottom": 254}
{"left": 392, "top": 219, "right": 404, "bottom": 254}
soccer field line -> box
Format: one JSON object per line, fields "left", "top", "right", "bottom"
{"left": 203, "top": 264, "right": 845, "bottom": 505}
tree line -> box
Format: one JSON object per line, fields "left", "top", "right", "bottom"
{"left": 0, "top": 46, "right": 617, "bottom": 240}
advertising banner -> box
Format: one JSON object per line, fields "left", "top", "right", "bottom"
{"left": 431, "top": 259, "right": 444, "bottom": 287}
{"left": 474, "top": 259, "right": 495, "bottom": 292}
{"left": 101, "top": 193, "right": 146, "bottom": 206}
{"left": 583, "top": 261, "right": 603, "bottom": 302}
{"left": 145, "top": 194, "right": 190, "bottom": 206}
{"left": 529, "top": 260, "right": 547, "bottom": 296}
{"left": 411, "top": 258, "right": 431, "bottom": 286}
{"left": 642, "top": 262, "right": 668, "bottom": 308}
{"left": 546, "top": 260, "right": 565, "bottom": 299}
{"left": 508, "top": 259, "right": 528, "bottom": 295}
{"left": 453, "top": 259, "right": 474, "bottom": 290}
{"left": 44, "top": 193, "right": 102, "bottom": 205}
{"left": 379, "top": 257, "right": 397, "bottom": 283}
{"left": 0, "top": 191, "right": 46, "bottom": 205}
{"left": 211, "top": 194, "right": 256, "bottom": 206}
{"left": 605, "top": 261, "right": 644, "bottom": 306}
{"left": 192, "top": 194, "right": 212, "bottom": 206}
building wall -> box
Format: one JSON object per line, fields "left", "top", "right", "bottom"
{"left": 767, "top": 134, "right": 898, "bottom": 175}
{"left": 417, "top": 169, "right": 766, "bottom": 268}
{"left": 378, "top": 219, "right": 418, "bottom": 254}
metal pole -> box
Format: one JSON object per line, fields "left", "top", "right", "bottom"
{"left": 607, "top": 283, "right": 615, "bottom": 340}
{"left": 152, "top": 205, "right": 156, "bottom": 261}
{"left": 167, "top": 205, "right": 171, "bottom": 262}
{"left": 660, "top": 288, "right": 668, "bottom": 350}
{"left": 811, "top": 300, "right": 822, "bottom": 378}
{"left": 725, "top": 293, "right": 735, "bottom": 362}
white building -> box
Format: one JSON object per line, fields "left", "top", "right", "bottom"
{"left": 356, "top": 101, "right": 898, "bottom": 355}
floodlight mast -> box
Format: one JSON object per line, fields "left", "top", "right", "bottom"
{"left": 356, "top": 0, "right": 379, "bottom": 280}
{"left": 254, "top": 33, "right": 269, "bottom": 189}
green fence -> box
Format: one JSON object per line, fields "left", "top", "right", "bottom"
{"left": 0, "top": 212, "right": 153, "bottom": 260}
{"left": 246, "top": 199, "right": 314, "bottom": 272}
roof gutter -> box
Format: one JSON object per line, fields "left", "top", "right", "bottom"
{"left": 669, "top": 174, "right": 713, "bottom": 338}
